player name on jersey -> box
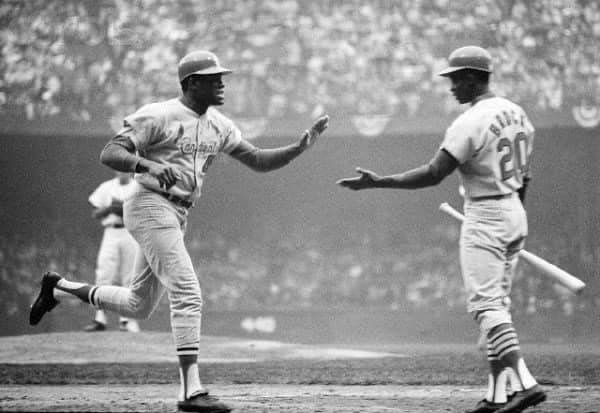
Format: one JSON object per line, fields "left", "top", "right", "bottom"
{"left": 488, "top": 109, "right": 527, "bottom": 138}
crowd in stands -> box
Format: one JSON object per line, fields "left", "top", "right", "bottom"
{"left": 2, "top": 221, "right": 597, "bottom": 323}
{"left": 2, "top": 0, "right": 599, "bottom": 124}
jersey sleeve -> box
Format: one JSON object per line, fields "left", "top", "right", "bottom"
{"left": 88, "top": 181, "right": 110, "bottom": 209}
{"left": 221, "top": 121, "right": 243, "bottom": 154}
{"left": 440, "top": 119, "right": 477, "bottom": 164}
{"left": 117, "top": 104, "right": 165, "bottom": 150}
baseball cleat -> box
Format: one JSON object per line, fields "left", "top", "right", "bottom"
{"left": 84, "top": 321, "right": 107, "bottom": 332}
{"left": 29, "top": 271, "right": 62, "bottom": 325}
{"left": 177, "top": 391, "right": 232, "bottom": 412}
{"left": 495, "top": 385, "right": 546, "bottom": 413}
{"left": 465, "top": 399, "right": 506, "bottom": 413}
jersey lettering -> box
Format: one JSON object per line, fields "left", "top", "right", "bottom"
{"left": 201, "top": 154, "right": 216, "bottom": 173}
{"left": 514, "top": 132, "right": 529, "bottom": 174}
{"left": 442, "top": 97, "right": 533, "bottom": 197}
{"left": 180, "top": 138, "right": 218, "bottom": 155}
{"left": 497, "top": 138, "right": 514, "bottom": 181}
{"left": 489, "top": 123, "right": 502, "bottom": 138}
{"left": 497, "top": 131, "right": 529, "bottom": 181}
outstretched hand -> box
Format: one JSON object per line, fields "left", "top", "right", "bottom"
{"left": 336, "top": 167, "right": 381, "bottom": 190}
{"left": 299, "top": 115, "right": 329, "bottom": 150}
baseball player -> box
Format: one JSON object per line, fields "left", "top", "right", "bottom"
{"left": 337, "top": 46, "right": 546, "bottom": 413}
{"left": 85, "top": 171, "right": 140, "bottom": 333}
{"left": 29, "top": 50, "right": 328, "bottom": 413}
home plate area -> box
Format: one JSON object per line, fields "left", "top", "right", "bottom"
{"left": 1, "top": 332, "right": 598, "bottom": 412}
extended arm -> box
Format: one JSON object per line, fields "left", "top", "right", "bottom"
{"left": 99, "top": 135, "right": 180, "bottom": 189}
{"left": 337, "top": 149, "right": 459, "bottom": 190}
{"left": 91, "top": 201, "right": 123, "bottom": 220}
{"left": 228, "top": 139, "right": 303, "bottom": 172}
{"left": 229, "top": 115, "right": 329, "bottom": 172}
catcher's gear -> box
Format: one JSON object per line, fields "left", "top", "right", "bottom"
{"left": 177, "top": 50, "right": 232, "bottom": 82}
{"left": 438, "top": 45, "right": 492, "bottom": 76}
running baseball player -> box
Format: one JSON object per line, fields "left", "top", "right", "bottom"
{"left": 85, "top": 171, "right": 140, "bottom": 333}
{"left": 337, "top": 46, "right": 545, "bottom": 413}
{"left": 29, "top": 50, "right": 329, "bottom": 413}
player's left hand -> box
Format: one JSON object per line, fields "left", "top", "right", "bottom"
{"left": 336, "top": 167, "right": 381, "bottom": 190}
{"left": 299, "top": 115, "right": 329, "bottom": 150}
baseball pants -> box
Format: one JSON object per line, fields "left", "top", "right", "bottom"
{"left": 460, "top": 193, "right": 527, "bottom": 332}
{"left": 93, "top": 186, "right": 203, "bottom": 356}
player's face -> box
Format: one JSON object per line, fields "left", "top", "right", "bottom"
{"left": 190, "top": 74, "right": 225, "bottom": 106}
{"left": 448, "top": 72, "right": 475, "bottom": 104}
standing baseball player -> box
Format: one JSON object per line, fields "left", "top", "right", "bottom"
{"left": 29, "top": 50, "right": 329, "bottom": 413}
{"left": 337, "top": 46, "right": 545, "bottom": 413}
{"left": 85, "top": 171, "right": 140, "bottom": 333}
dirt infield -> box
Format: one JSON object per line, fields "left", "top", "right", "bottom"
{"left": 1, "top": 333, "right": 599, "bottom": 412}
{"left": 0, "top": 332, "right": 402, "bottom": 364}
{"left": 2, "top": 384, "right": 599, "bottom": 412}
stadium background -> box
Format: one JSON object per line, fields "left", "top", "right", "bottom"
{"left": 1, "top": 0, "right": 599, "bottom": 344}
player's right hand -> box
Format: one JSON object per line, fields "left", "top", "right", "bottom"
{"left": 336, "top": 167, "right": 381, "bottom": 190}
{"left": 147, "top": 162, "right": 181, "bottom": 190}
{"left": 299, "top": 115, "right": 329, "bottom": 150}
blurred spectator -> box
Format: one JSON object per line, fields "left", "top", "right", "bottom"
{"left": 2, "top": 0, "right": 599, "bottom": 123}
{"left": 3, "top": 221, "right": 597, "bottom": 321}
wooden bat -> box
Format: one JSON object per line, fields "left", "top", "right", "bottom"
{"left": 439, "top": 202, "right": 586, "bottom": 294}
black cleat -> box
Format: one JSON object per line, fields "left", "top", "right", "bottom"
{"left": 466, "top": 399, "right": 506, "bottom": 413}
{"left": 29, "top": 271, "right": 61, "bottom": 325}
{"left": 495, "top": 385, "right": 546, "bottom": 413}
{"left": 177, "top": 391, "right": 232, "bottom": 412}
{"left": 83, "top": 321, "right": 107, "bottom": 332}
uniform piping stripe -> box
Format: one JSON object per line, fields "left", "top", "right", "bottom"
{"left": 486, "top": 344, "right": 498, "bottom": 360}
{"left": 491, "top": 333, "right": 518, "bottom": 350}
{"left": 177, "top": 346, "right": 199, "bottom": 352}
{"left": 495, "top": 339, "right": 520, "bottom": 356}
{"left": 89, "top": 287, "right": 99, "bottom": 306}
{"left": 489, "top": 328, "right": 515, "bottom": 344}
{"left": 498, "top": 345, "right": 521, "bottom": 359}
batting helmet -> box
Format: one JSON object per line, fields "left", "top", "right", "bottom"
{"left": 177, "top": 51, "right": 232, "bottom": 82}
{"left": 438, "top": 46, "right": 492, "bottom": 77}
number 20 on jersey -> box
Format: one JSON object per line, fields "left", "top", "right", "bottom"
{"left": 497, "top": 132, "right": 529, "bottom": 181}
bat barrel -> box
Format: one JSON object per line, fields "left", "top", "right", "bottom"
{"left": 439, "top": 202, "right": 586, "bottom": 295}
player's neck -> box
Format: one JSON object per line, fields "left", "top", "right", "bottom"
{"left": 179, "top": 96, "right": 209, "bottom": 116}
{"left": 471, "top": 90, "right": 495, "bottom": 106}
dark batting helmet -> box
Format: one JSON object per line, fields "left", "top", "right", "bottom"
{"left": 438, "top": 46, "right": 492, "bottom": 77}
{"left": 177, "top": 50, "right": 232, "bottom": 82}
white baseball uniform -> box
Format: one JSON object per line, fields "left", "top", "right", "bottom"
{"left": 89, "top": 177, "right": 139, "bottom": 288}
{"left": 91, "top": 98, "right": 242, "bottom": 356}
{"left": 441, "top": 96, "right": 534, "bottom": 331}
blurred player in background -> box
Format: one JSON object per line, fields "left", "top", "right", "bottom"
{"left": 337, "top": 46, "right": 545, "bottom": 413}
{"left": 30, "top": 50, "right": 328, "bottom": 413}
{"left": 85, "top": 171, "right": 140, "bottom": 333}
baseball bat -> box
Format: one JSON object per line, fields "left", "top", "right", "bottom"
{"left": 439, "top": 202, "right": 586, "bottom": 294}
